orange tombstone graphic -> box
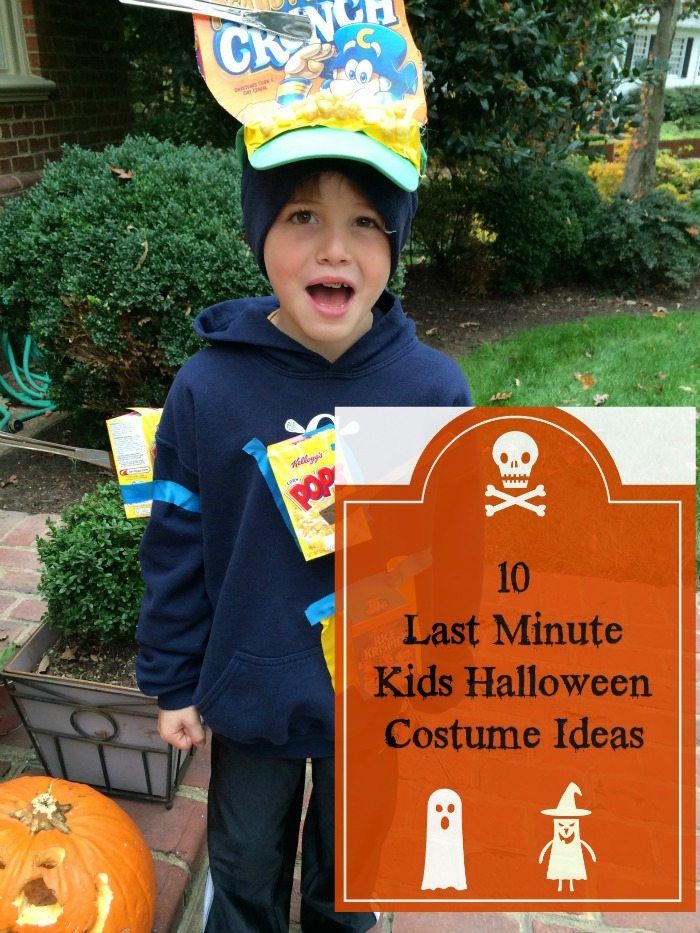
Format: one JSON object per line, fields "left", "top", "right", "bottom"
{"left": 335, "top": 407, "right": 695, "bottom": 911}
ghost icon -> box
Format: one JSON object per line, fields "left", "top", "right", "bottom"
{"left": 421, "top": 788, "right": 467, "bottom": 890}
{"left": 538, "top": 782, "right": 596, "bottom": 892}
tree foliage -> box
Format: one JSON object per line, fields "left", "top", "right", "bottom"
{"left": 406, "top": 0, "right": 630, "bottom": 167}
{"left": 123, "top": 7, "right": 238, "bottom": 147}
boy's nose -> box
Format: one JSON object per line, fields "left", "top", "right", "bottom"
{"left": 317, "top": 229, "right": 351, "bottom": 264}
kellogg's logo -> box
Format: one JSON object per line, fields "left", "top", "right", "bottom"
{"left": 291, "top": 452, "right": 323, "bottom": 469}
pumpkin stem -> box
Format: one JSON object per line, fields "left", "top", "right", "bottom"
{"left": 9, "top": 790, "right": 72, "bottom": 834}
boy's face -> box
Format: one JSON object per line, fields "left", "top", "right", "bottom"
{"left": 263, "top": 172, "right": 391, "bottom": 363}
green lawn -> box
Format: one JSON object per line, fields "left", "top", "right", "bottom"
{"left": 587, "top": 123, "right": 700, "bottom": 144}
{"left": 660, "top": 121, "right": 700, "bottom": 141}
{"left": 460, "top": 310, "right": 699, "bottom": 567}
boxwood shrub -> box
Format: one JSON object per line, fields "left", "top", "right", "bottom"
{"left": 0, "top": 135, "right": 268, "bottom": 419}
{"left": 37, "top": 483, "right": 145, "bottom": 644}
{"left": 474, "top": 163, "right": 603, "bottom": 293}
{"left": 585, "top": 189, "right": 700, "bottom": 290}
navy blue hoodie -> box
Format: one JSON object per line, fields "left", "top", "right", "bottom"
{"left": 136, "top": 291, "right": 471, "bottom": 758}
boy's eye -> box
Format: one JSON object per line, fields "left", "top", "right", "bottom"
{"left": 355, "top": 215, "right": 381, "bottom": 229}
{"left": 290, "top": 210, "right": 315, "bottom": 224}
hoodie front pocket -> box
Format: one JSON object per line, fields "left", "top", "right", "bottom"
{"left": 195, "top": 645, "right": 333, "bottom": 746}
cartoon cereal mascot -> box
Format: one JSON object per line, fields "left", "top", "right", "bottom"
{"left": 538, "top": 782, "right": 596, "bottom": 893}
{"left": 329, "top": 23, "right": 417, "bottom": 102}
{"left": 281, "top": 23, "right": 418, "bottom": 107}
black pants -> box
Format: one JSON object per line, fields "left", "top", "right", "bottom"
{"left": 206, "top": 737, "right": 377, "bottom": 932}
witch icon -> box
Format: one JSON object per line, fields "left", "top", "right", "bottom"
{"left": 538, "top": 782, "right": 596, "bottom": 892}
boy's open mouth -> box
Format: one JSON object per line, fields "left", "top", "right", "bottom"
{"left": 306, "top": 282, "right": 355, "bottom": 312}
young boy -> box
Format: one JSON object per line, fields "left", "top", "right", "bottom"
{"left": 136, "top": 147, "right": 472, "bottom": 931}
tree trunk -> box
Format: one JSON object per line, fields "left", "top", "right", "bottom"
{"left": 619, "top": 0, "right": 683, "bottom": 198}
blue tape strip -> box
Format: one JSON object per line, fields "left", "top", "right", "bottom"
{"left": 152, "top": 479, "right": 201, "bottom": 513}
{"left": 306, "top": 593, "right": 335, "bottom": 626}
{"left": 243, "top": 438, "right": 299, "bottom": 547}
{"left": 120, "top": 481, "right": 153, "bottom": 504}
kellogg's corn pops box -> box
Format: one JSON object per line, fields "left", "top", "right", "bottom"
{"left": 106, "top": 408, "right": 162, "bottom": 519}
{"left": 267, "top": 424, "right": 336, "bottom": 561}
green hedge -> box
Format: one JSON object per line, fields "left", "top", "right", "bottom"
{"left": 37, "top": 483, "right": 145, "bottom": 644}
{"left": 664, "top": 86, "right": 700, "bottom": 124}
{"left": 0, "top": 136, "right": 268, "bottom": 419}
{"left": 584, "top": 189, "right": 700, "bottom": 291}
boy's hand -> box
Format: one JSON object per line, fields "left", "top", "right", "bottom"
{"left": 158, "top": 706, "right": 207, "bottom": 750}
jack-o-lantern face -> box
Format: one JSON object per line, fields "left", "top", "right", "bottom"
{"left": 0, "top": 777, "right": 155, "bottom": 932}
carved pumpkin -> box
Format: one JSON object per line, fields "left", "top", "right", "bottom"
{"left": 0, "top": 776, "right": 156, "bottom": 932}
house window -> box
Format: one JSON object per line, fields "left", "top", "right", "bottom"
{"left": 668, "top": 36, "right": 688, "bottom": 77}
{"left": 631, "top": 33, "right": 653, "bottom": 69}
{"left": 0, "top": 0, "right": 29, "bottom": 76}
{"left": 0, "top": 30, "right": 8, "bottom": 73}
{"left": 0, "top": 0, "right": 54, "bottom": 102}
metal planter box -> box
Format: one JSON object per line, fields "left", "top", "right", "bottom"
{"left": 1, "top": 624, "right": 191, "bottom": 806}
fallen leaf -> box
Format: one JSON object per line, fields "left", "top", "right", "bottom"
{"left": 458, "top": 321, "right": 481, "bottom": 328}
{"left": 584, "top": 351, "right": 593, "bottom": 359}
{"left": 0, "top": 475, "right": 17, "bottom": 488}
{"left": 37, "top": 654, "right": 50, "bottom": 674}
{"left": 593, "top": 393, "right": 609, "bottom": 406}
{"left": 561, "top": 398, "right": 577, "bottom": 404}
{"left": 490, "top": 391, "right": 512, "bottom": 401}
{"left": 575, "top": 372, "right": 596, "bottom": 390}
{"left": 90, "top": 654, "right": 99, "bottom": 662}
{"left": 651, "top": 307, "right": 667, "bottom": 317}
{"left": 655, "top": 385, "right": 665, "bottom": 393}
{"left": 686, "top": 225, "right": 700, "bottom": 236}
{"left": 425, "top": 327, "right": 438, "bottom": 336}
{"left": 678, "top": 385, "right": 695, "bottom": 393}
{"left": 514, "top": 377, "right": 521, "bottom": 387}
{"left": 59, "top": 647, "right": 76, "bottom": 661}
{"left": 634, "top": 383, "right": 647, "bottom": 391}
{"left": 109, "top": 165, "right": 134, "bottom": 180}
{"left": 134, "top": 239, "right": 149, "bottom": 271}
{"left": 656, "top": 371, "right": 668, "bottom": 380}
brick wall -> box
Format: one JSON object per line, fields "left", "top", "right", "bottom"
{"left": 0, "top": 0, "right": 132, "bottom": 190}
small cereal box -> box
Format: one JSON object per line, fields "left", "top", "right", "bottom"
{"left": 267, "top": 425, "right": 336, "bottom": 561}
{"left": 106, "top": 407, "right": 162, "bottom": 519}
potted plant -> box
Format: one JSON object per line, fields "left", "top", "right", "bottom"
{"left": 1, "top": 483, "right": 191, "bottom": 805}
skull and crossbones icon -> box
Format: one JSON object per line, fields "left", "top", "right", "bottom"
{"left": 485, "top": 431, "right": 546, "bottom": 517}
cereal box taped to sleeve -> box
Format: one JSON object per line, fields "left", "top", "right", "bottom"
{"left": 106, "top": 407, "right": 162, "bottom": 519}
{"left": 193, "top": 0, "right": 426, "bottom": 178}
{"left": 268, "top": 425, "right": 336, "bottom": 561}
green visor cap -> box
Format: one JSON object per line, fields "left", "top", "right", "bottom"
{"left": 244, "top": 126, "right": 424, "bottom": 192}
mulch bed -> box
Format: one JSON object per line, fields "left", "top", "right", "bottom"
{"left": 0, "top": 417, "right": 110, "bottom": 515}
